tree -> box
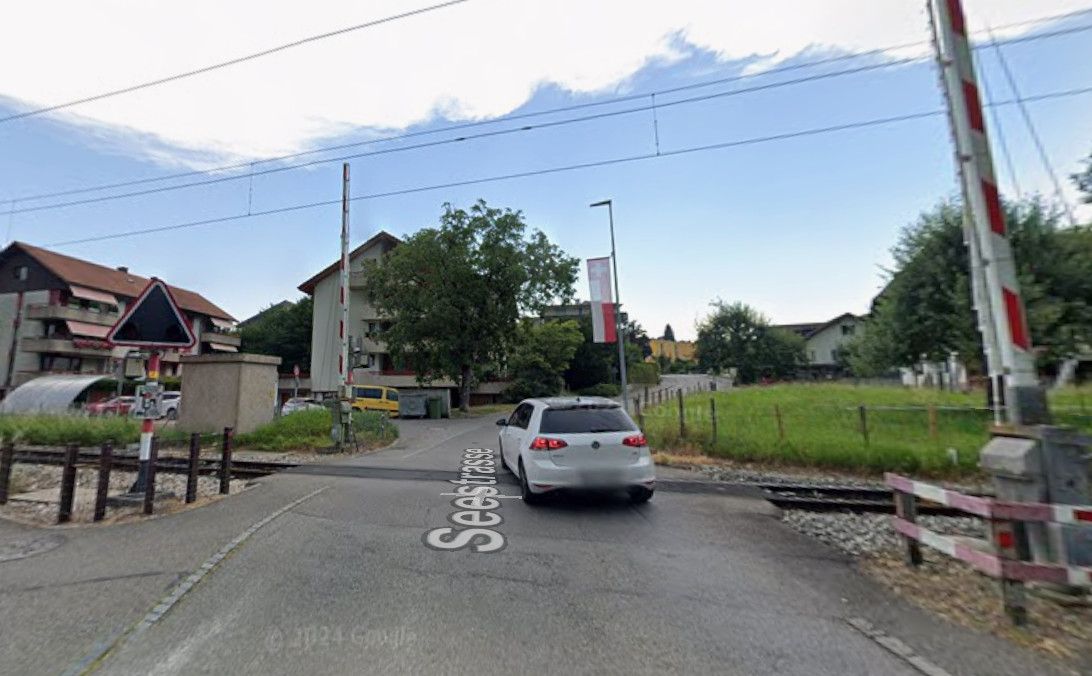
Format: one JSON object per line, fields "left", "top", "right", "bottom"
{"left": 662, "top": 324, "right": 675, "bottom": 341}
{"left": 1074, "top": 151, "right": 1092, "bottom": 204}
{"left": 695, "top": 300, "right": 805, "bottom": 383}
{"left": 239, "top": 297, "right": 312, "bottom": 374}
{"left": 562, "top": 315, "right": 647, "bottom": 391}
{"left": 363, "top": 201, "right": 578, "bottom": 411}
{"left": 506, "top": 320, "right": 583, "bottom": 400}
{"left": 848, "top": 198, "right": 1092, "bottom": 375}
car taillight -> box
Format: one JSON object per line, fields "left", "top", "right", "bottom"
{"left": 622, "top": 434, "right": 647, "bottom": 447}
{"left": 530, "top": 437, "right": 567, "bottom": 451}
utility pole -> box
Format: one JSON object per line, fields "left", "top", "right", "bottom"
{"left": 591, "top": 199, "right": 629, "bottom": 411}
{"left": 929, "top": 0, "right": 1048, "bottom": 425}
{"left": 337, "top": 162, "right": 353, "bottom": 449}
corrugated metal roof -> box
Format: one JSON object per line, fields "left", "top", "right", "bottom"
{"left": 0, "top": 374, "right": 108, "bottom": 414}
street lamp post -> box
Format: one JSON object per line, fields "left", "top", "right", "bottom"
{"left": 590, "top": 199, "right": 628, "bottom": 412}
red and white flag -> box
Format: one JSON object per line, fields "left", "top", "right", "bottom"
{"left": 587, "top": 257, "right": 616, "bottom": 343}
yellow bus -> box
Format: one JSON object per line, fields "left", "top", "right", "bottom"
{"left": 351, "top": 385, "right": 400, "bottom": 417}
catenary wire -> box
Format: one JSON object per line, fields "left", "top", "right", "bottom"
{"left": 9, "top": 11, "right": 1092, "bottom": 206}
{"left": 987, "top": 26, "right": 1079, "bottom": 226}
{"left": 0, "top": 0, "right": 473, "bottom": 124}
{"left": 44, "top": 83, "right": 1092, "bottom": 248}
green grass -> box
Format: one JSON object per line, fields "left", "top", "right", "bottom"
{"left": 234, "top": 408, "right": 398, "bottom": 452}
{"left": 451, "top": 403, "right": 516, "bottom": 419}
{"left": 641, "top": 383, "right": 1092, "bottom": 478}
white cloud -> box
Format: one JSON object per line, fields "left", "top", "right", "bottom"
{"left": 1, "top": 0, "right": 1089, "bottom": 165}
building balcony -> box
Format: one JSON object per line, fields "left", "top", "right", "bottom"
{"left": 21, "top": 336, "right": 114, "bottom": 358}
{"left": 25, "top": 304, "right": 119, "bottom": 326}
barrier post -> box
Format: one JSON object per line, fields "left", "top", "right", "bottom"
{"left": 93, "top": 442, "right": 113, "bottom": 522}
{"left": 219, "top": 427, "right": 234, "bottom": 495}
{"left": 57, "top": 444, "right": 79, "bottom": 524}
{"left": 143, "top": 437, "right": 158, "bottom": 515}
{"left": 186, "top": 433, "right": 201, "bottom": 503}
{"left": 894, "top": 488, "right": 923, "bottom": 567}
{"left": 0, "top": 442, "right": 13, "bottom": 505}
{"left": 990, "top": 518, "right": 1028, "bottom": 626}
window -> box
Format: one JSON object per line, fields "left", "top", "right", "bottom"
{"left": 386, "top": 390, "right": 399, "bottom": 401}
{"left": 808, "top": 350, "right": 816, "bottom": 362}
{"left": 13, "top": 265, "right": 27, "bottom": 281}
{"left": 539, "top": 406, "right": 637, "bottom": 434}
{"left": 831, "top": 349, "right": 840, "bottom": 362}
{"left": 841, "top": 323, "right": 855, "bottom": 336}
{"left": 508, "top": 404, "right": 533, "bottom": 429}
{"left": 354, "top": 387, "right": 382, "bottom": 399}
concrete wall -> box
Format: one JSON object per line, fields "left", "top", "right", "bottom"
{"left": 178, "top": 353, "right": 281, "bottom": 434}
{"left": 0, "top": 290, "right": 50, "bottom": 390}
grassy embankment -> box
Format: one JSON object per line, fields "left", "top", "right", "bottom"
{"left": 0, "top": 408, "right": 398, "bottom": 452}
{"left": 642, "top": 383, "right": 1091, "bottom": 477}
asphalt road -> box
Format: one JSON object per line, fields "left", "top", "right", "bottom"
{"left": 86, "top": 416, "right": 1061, "bottom": 676}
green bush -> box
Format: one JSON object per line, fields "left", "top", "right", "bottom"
{"left": 628, "top": 362, "right": 661, "bottom": 385}
{"left": 234, "top": 408, "right": 398, "bottom": 452}
{"left": 577, "top": 383, "right": 620, "bottom": 397}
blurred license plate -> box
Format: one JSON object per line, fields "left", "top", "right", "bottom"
{"left": 578, "top": 468, "right": 624, "bottom": 485}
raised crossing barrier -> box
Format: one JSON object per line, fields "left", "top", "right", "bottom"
{"left": 886, "top": 472, "right": 1091, "bottom": 625}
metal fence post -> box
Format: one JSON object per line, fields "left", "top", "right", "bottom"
{"left": 990, "top": 518, "right": 1028, "bottom": 626}
{"left": 894, "top": 489, "right": 923, "bottom": 567}
{"left": 0, "top": 442, "right": 13, "bottom": 505}
{"left": 774, "top": 405, "right": 786, "bottom": 442}
{"left": 858, "top": 405, "right": 870, "bottom": 447}
{"left": 143, "top": 437, "right": 158, "bottom": 515}
{"left": 57, "top": 444, "right": 79, "bottom": 524}
{"left": 219, "top": 427, "right": 234, "bottom": 495}
{"left": 186, "top": 433, "right": 201, "bottom": 504}
{"left": 928, "top": 404, "right": 938, "bottom": 442}
{"left": 677, "top": 389, "right": 685, "bottom": 439}
{"left": 93, "top": 442, "right": 113, "bottom": 522}
{"left": 710, "top": 398, "right": 717, "bottom": 447}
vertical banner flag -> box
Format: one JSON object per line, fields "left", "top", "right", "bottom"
{"left": 587, "top": 257, "right": 616, "bottom": 344}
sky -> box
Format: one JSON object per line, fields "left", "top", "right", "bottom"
{"left": 1, "top": 0, "right": 1091, "bottom": 341}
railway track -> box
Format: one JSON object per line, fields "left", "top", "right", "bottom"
{"left": 758, "top": 483, "right": 968, "bottom": 516}
{"left": 8, "top": 449, "right": 976, "bottom": 516}
{"left": 12, "top": 448, "right": 299, "bottom": 480}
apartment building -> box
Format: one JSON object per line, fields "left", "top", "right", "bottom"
{"left": 0, "top": 242, "right": 238, "bottom": 395}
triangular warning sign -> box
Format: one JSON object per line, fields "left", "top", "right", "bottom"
{"left": 107, "top": 278, "right": 196, "bottom": 348}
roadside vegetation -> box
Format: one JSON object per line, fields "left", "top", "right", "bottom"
{"left": 0, "top": 414, "right": 188, "bottom": 447}
{"left": 234, "top": 408, "right": 397, "bottom": 452}
{"left": 642, "top": 383, "right": 1091, "bottom": 477}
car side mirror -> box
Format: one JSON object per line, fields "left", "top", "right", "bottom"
{"left": 496, "top": 418, "right": 507, "bottom": 426}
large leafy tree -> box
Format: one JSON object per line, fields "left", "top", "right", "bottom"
{"left": 562, "top": 315, "right": 646, "bottom": 391}
{"left": 1074, "top": 151, "right": 1092, "bottom": 203}
{"left": 848, "top": 198, "right": 1092, "bottom": 375}
{"left": 239, "top": 297, "right": 312, "bottom": 374}
{"left": 696, "top": 300, "right": 805, "bottom": 383}
{"left": 364, "top": 201, "right": 578, "bottom": 411}
{"left": 506, "top": 319, "right": 583, "bottom": 400}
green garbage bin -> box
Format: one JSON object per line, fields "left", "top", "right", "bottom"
{"left": 426, "top": 397, "right": 442, "bottom": 419}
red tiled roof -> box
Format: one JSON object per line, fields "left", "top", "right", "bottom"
{"left": 11, "top": 242, "right": 234, "bottom": 320}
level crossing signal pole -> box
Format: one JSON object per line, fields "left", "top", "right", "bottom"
{"left": 337, "top": 162, "right": 353, "bottom": 450}
{"left": 929, "top": 0, "right": 1049, "bottom": 425}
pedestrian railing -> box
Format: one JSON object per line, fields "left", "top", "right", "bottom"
{"left": 0, "top": 428, "right": 234, "bottom": 524}
{"left": 885, "top": 472, "right": 1092, "bottom": 625}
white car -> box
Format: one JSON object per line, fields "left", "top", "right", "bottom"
{"left": 497, "top": 397, "right": 655, "bottom": 505}
{"left": 281, "top": 397, "right": 324, "bottom": 415}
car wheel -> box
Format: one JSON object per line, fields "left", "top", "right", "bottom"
{"left": 497, "top": 442, "right": 509, "bottom": 473}
{"left": 629, "top": 487, "right": 654, "bottom": 504}
{"left": 166, "top": 408, "right": 178, "bottom": 421}
{"left": 518, "top": 460, "right": 541, "bottom": 506}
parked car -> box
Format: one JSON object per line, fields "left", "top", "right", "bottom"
{"left": 86, "top": 396, "right": 136, "bottom": 416}
{"left": 351, "top": 385, "right": 399, "bottom": 417}
{"left": 496, "top": 397, "right": 655, "bottom": 505}
{"left": 281, "top": 397, "right": 324, "bottom": 415}
{"left": 160, "top": 392, "right": 181, "bottom": 420}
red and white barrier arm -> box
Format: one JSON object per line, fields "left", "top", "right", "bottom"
{"left": 893, "top": 518, "right": 1092, "bottom": 588}
{"left": 885, "top": 474, "right": 1092, "bottom": 525}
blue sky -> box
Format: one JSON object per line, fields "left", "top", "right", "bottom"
{"left": 1, "top": 2, "right": 1090, "bottom": 340}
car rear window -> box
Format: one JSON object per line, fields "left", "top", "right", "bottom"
{"left": 539, "top": 407, "right": 637, "bottom": 434}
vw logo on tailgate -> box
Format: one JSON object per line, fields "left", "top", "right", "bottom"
{"left": 591, "top": 441, "right": 601, "bottom": 449}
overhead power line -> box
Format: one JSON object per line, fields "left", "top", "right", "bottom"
{"left": 0, "top": 0, "right": 472, "bottom": 124}
{"left": 11, "top": 56, "right": 926, "bottom": 216}
{"left": 44, "top": 83, "right": 1092, "bottom": 248}
{"left": 9, "top": 9, "right": 1092, "bottom": 207}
